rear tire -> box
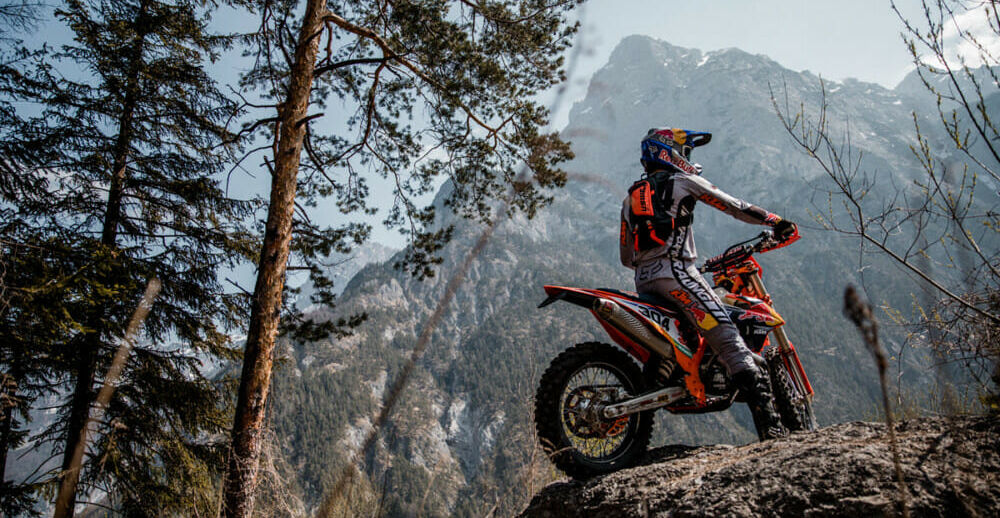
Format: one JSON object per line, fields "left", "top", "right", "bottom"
{"left": 534, "top": 342, "right": 654, "bottom": 479}
{"left": 765, "top": 347, "right": 817, "bottom": 432}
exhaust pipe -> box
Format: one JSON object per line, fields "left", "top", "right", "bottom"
{"left": 593, "top": 298, "right": 675, "bottom": 360}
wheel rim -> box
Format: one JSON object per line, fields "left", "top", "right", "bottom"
{"left": 558, "top": 362, "right": 637, "bottom": 462}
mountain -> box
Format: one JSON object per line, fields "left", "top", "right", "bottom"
{"left": 519, "top": 415, "right": 1000, "bottom": 517}
{"left": 293, "top": 242, "right": 399, "bottom": 310}
{"left": 265, "top": 36, "right": 954, "bottom": 516}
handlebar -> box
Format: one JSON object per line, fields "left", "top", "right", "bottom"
{"left": 700, "top": 228, "right": 800, "bottom": 273}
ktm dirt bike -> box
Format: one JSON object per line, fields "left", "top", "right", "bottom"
{"left": 534, "top": 229, "right": 816, "bottom": 479}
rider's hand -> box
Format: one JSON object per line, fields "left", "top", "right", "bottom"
{"left": 773, "top": 219, "right": 797, "bottom": 240}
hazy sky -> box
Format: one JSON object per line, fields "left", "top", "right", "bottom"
{"left": 550, "top": 0, "right": 928, "bottom": 128}
{"left": 13, "top": 0, "right": 948, "bottom": 250}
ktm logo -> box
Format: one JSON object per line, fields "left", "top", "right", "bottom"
{"left": 699, "top": 193, "right": 728, "bottom": 211}
{"left": 670, "top": 289, "right": 693, "bottom": 306}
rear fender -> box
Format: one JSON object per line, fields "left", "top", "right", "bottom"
{"left": 539, "top": 285, "right": 653, "bottom": 363}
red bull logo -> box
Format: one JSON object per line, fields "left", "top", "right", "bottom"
{"left": 688, "top": 307, "right": 718, "bottom": 330}
{"left": 655, "top": 129, "right": 674, "bottom": 141}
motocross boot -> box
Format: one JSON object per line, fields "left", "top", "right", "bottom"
{"left": 732, "top": 366, "right": 786, "bottom": 440}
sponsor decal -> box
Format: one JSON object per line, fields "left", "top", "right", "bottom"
{"left": 737, "top": 310, "right": 770, "bottom": 324}
{"left": 737, "top": 305, "right": 782, "bottom": 326}
{"left": 653, "top": 129, "right": 675, "bottom": 143}
{"left": 689, "top": 307, "right": 719, "bottom": 331}
{"left": 595, "top": 299, "right": 615, "bottom": 319}
{"left": 669, "top": 153, "right": 698, "bottom": 175}
{"left": 619, "top": 300, "right": 683, "bottom": 346}
{"left": 630, "top": 181, "right": 654, "bottom": 216}
{"left": 620, "top": 220, "right": 628, "bottom": 246}
{"left": 699, "top": 193, "right": 728, "bottom": 211}
{"left": 765, "top": 213, "right": 781, "bottom": 224}
{"left": 669, "top": 289, "right": 693, "bottom": 306}
{"left": 636, "top": 261, "right": 665, "bottom": 282}
{"left": 670, "top": 289, "right": 720, "bottom": 331}
{"left": 635, "top": 304, "right": 670, "bottom": 328}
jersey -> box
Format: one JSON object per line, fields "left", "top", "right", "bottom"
{"left": 619, "top": 169, "right": 779, "bottom": 284}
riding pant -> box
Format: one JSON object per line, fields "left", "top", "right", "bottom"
{"left": 635, "top": 261, "right": 756, "bottom": 376}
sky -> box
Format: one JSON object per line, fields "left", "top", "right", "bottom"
{"left": 549, "top": 0, "right": 930, "bottom": 129}
{"left": 10, "top": 0, "right": 972, "bottom": 253}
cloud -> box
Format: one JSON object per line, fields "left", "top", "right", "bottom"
{"left": 934, "top": 6, "right": 1000, "bottom": 68}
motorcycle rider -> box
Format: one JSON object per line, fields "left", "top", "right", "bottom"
{"left": 619, "top": 127, "right": 797, "bottom": 440}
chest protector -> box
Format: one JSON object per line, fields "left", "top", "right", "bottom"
{"left": 627, "top": 171, "right": 692, "bottom": 252}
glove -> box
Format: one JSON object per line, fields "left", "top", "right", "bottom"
{"left": 773, "top": 219, "right": 797, "bottom": 240}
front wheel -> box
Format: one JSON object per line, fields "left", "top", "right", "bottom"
{"left": 534, "top": 342, "right": 654, "bottom": 479}
{"left": 765, "top": 347, "right": 817, "bottom": 432}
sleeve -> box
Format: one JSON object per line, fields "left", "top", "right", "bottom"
{"left": 619, "top": 198, "right": 636, "bottom": 269}
{"left": 681, "top": 174, "right": 781, "bottom": 226}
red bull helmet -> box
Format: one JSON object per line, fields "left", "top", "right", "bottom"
{"left": 640, "top": 127, "right": 712, "bottom": 175}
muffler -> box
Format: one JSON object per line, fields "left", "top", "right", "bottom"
{"left": 593, "top": 298, "right": 675, "bottom": 360}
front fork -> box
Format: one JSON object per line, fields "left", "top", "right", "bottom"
{"left": 746, "top": 272, "right": 814, "bottom": 402}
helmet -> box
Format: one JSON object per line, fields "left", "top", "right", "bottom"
{"left": 640, "top": 127, "right": 712, "bottom": 175}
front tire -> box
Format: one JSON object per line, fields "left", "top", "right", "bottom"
{"left": 534, "top": 342, "right": 654, "bottom": 479}
{"left": 765, "top": 347, "right": 817, "bottom": 432}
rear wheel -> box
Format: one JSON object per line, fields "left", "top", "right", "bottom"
{"left": 534, "top": 342, "right": 653, "bottom": 479}
{"left": 765, "top": 347, "right": 817, "bottom": 432}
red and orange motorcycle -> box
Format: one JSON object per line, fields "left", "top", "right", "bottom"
{"left": 534, "top": 230, "right": 816, "bottom": 478}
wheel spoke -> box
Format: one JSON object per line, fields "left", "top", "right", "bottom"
{"left": 559, "top": 365, "right": 632, "bottom": 460}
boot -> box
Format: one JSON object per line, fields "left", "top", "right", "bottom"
{"left": 732, "top": 366, "right": 786, "bottom": 440}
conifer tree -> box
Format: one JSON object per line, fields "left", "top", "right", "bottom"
{"left": 1, "top": 0, "right": 257, "bottom": 515}
{"left": 221, "top": 0, "right": 579, "bottom": 515}
{"left": 1, "top": 4, "right": 68, "bottom": 515}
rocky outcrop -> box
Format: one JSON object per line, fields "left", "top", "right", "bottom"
{"left": 519, "top": 416, "right": 999, "bottom": 518}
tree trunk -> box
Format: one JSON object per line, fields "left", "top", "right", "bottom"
{"left": 0, "top": 375, "right": 15, "bottom": 486}
{"left": 219, "top": 1, "right": 326, "bottom": 516}
{"left": 52, "top": 2, "right": 149, "bottom": 516}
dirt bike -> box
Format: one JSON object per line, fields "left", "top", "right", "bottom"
{"left": 533, "top": 229, "right": 816, "bottom": 479}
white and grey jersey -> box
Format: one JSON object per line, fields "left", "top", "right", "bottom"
{"left": 619, "top": 171, "right": 777, "bottom": 282}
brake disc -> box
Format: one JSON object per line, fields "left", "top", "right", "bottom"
{"left": 564, "top": 386, "right": 628, "bottom": 439}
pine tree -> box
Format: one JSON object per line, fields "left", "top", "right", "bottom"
{"left": 221, "top": 0, "right": 579, "bottom": 515}
{"left": 1, "top": 4, "right": 69, "bottom": 515}
{"left": 1, "top": 0, "right": 257, "bottom": 515}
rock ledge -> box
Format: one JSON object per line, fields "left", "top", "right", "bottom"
{"left": 519, "top": 416, "right": 999, "bottom": 518}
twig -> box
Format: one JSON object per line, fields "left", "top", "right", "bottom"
{"left": 843, "top": 285, "right": 911, "bottom": 518}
